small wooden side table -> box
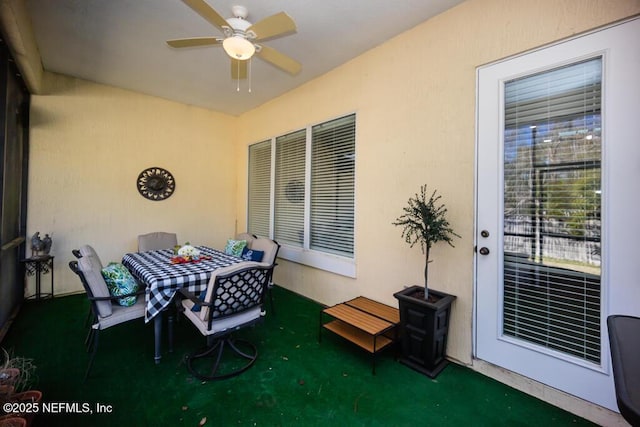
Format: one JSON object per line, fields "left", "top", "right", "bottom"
{"left": 319, "top": 296, "right": 399, "bottom": 374}
{"left": 21, "top": 255, "right": 54, "bottom": 300}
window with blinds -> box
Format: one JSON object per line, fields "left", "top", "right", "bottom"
{"left": 274, "top": 130, "right": 306, "bottom": 246}
{"left": 310, "top": 115, "right": 355, "bottom": 257}
{"left": 502, "top": 58, "right": 602, "bottom": 364}
{"left": 248, "top": 140, "right": 272, "bottom": 238}
{"left": 246, "top": 114, "right": 356, "bottom": 274}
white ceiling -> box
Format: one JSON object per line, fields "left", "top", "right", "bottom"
{"left": 25, "top": 0, "right": 465, "bottom": 116}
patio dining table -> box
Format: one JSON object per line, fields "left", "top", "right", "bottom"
{"left": 122, "top": 246, "right": 244, "bottom": 363}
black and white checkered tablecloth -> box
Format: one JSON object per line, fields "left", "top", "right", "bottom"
{"left": 121, "top": 246, "right": 243, "bottom": 322}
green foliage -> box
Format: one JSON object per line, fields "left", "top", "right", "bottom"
{"left": 0, "top": 348, "right": 37, "bottom": 396}
{"left": 504, "top": 127, "right": 601, "bottom": 239}
{"left": 393, "top": 185, "right": 460, "bottom": 258}
{"left": 393, "top": 185, "right": 460, "bottom": 295}
{"left": 544, "top": 170, "right": 600, "bottom": 237}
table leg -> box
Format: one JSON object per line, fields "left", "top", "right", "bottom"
{"left": 154, "top": 314, "right": 162, "bottom": 364}
{"left": 50, "top": 258, "right": 54, "bottom": 298}
{"left": 35, "top": 264, "right": 41, "bottom": 299}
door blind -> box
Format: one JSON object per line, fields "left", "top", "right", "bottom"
{"left": 248, "top": 140, "right": 272, "bottom": 237}
{"left": 274, "top": 130, "right": 306, "bottom": 246}
{"left": 502, "top": 57, "right": 602, "bottom": 364}
{"left": 310, "top": 114, "right": 355, "bottom": 257}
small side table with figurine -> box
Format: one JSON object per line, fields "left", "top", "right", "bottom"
{"left": 21, "top": 255, "right": 54, "bottom": 300}
{"left": 23, "top": 231, "right": 55, "bottom": 300}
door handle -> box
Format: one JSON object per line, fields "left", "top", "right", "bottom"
{"left": 479, "top": 247, "right": 490, "bottom": 255}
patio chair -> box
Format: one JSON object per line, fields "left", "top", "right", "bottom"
{"left": 72, "top": 244, "right": 103, "bottom": 267}
{"left": 137, "top": 232, "right": 178, "bottom": 252}
{"left": 607, "top": 315, "right": 640, "bottom": 426}
{"left": 248, "top": 237, "right": 280, "bottom": 314}
{"left": 179, "top": 262, "right": 272, "bottom": 380}
{"left": 72, "top": 245, "right": 105, "bottom": 328}
{"left": 235, "top": 232, "right": 257, "bottom": 248}
{"left": 69, "top": 256, "right": 145, "bottom": 381}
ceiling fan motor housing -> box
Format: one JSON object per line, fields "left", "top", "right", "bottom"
{"left": 224, "top": 17, "right": 254, "bottom": 39}
{"left": 231, "top": 5, "right": 249, "bottom": 19}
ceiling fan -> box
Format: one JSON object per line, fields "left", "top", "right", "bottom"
{"left": 167, "top": 0, "right": 301, "bottom": 80}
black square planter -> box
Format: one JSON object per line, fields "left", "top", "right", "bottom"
{"left": 393, "top": 286, "right": 456, "bottom": 378}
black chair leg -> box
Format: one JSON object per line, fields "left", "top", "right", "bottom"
{"left": 85, "top": 327, "right": 95, "bottom": 351}
{"left": 186, "top": 337, "right": 258, "bottom": 381}
{"left": 209, "top": 340, "right": 225, "bottom": 378}
{"left": 85, "top": 314, "right": 97, "bottom": 349}
{"left": 84, "top": 328, "right": 99, "bottom": 381}
{"left": 268, "top": 283, "right": 275, "bottom": 316}
{"left": 84, "top": 307, "right": 92, "bottom": 327}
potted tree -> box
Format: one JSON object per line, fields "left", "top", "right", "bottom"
{"left": 392, "top": 185, "right": 459, "bottom": 378}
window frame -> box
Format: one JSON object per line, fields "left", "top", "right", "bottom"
{"left": 246, "top": 113, "right": 357, "bottom": 278}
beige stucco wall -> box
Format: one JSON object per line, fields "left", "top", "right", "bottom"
{"left": 235, "top": 0, "right": 640, "bottom": 371}
{"left": 28, "top": 75, "right": 238, "bottom": 295}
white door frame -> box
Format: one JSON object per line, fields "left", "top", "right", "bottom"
{"left": 473, "top": 17, "right": 640, "bottom": 411}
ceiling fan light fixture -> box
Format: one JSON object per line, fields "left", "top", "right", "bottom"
{"left": 223, "top": 36, "right": 255, "bottom": 60}
{"left": 170, "top": 3, "right": 301, "bottom": 77}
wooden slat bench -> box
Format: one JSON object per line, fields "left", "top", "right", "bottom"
{"left": 319, "top": 296, "right": 400, "bottom": 374}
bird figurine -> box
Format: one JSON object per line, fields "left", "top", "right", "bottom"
{"left": 31, "top": 232, "right": 44, "bottom": 256}
{"left": 42, "top": 234, "right": 52, "bottom": 255}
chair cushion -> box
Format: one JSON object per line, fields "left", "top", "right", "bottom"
{"left": 249, "top": 238, "right": 279, "bottom": 266}
{"left": 191, "top": 291, "right": 206, "bottom": 312}
{"left": 181, "top": 303, "right": 262, "bottom": 336}
{"left": 101, "top": 263, "right": 139, "bottom": 307}
{"left": 96, "top": 297, "right": 145, "bottom": 330}
{"left": 235, "top": 233, "right": 255, "bottom": 248}
{"left": 138, "top": 232, "right": 178, "bottom": 252}
{"left": 241, "top": 246, "right": 264, "bottom": 262}
{"left": 78, "top": 255, "right": 113, "bottom": 318}
{"left": 224, "top": 239, "right": 247, "bottom": 257}
{"left": 79, "top": 245, "right": 103, "bottom": 269}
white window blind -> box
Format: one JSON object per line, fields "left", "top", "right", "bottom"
{"left": 247, "top": 140, "right": 271, "bottom": 238}
{"left": 274, "top": 130, "right": 306, "bottom": 247}
{"left": 247, "top": 114, "right": 356, "bottom": 276}
{"left": 502, "top": 57, "right": 602, "bottom": 363}
{"left": 310, "top": 114, "right": 355, "bottom": 257}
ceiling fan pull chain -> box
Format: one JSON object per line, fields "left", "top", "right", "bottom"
{"left": 236, "top": 59, "right": 241, "bottom": 92}
{"left": 248, "top": 58, "right": 252, "bottom": 93}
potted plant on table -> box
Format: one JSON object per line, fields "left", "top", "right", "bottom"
{"left": 392, "top": 185, "right": 460, "bottom": 378}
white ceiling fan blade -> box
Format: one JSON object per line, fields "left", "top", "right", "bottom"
{"left": 231, "top": 59, "right": 248, "bottom": 80}
{"left": 256, "top": 44, "right": 301, "bottom": 76}
{"left": 180, "top": 0, "right": 229, "bottom": 31}
{"left": 248, "top": 12, "right": 296, "bottom": 41}
{"left": 166, "top": 37, "right": 222, "bottom": 48}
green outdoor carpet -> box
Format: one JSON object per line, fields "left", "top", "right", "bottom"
{"left": 1, "top": 286, "right": 596, "bottom": 426}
